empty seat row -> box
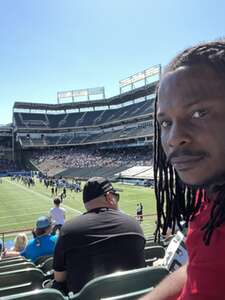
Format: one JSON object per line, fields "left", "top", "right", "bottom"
{"left": 14, "top": 100, "right": 153, "bottom": 129}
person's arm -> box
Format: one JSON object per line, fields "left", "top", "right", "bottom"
{"left": 53, "top": 271, "right": 68, "bottom": 295}
{"left": 2, "top": 250, "right": 20, "bottom": 258}
{"left": 54, "top": 270, "right": 67, "bottom": 282}
{"left": 53, "top": 234, "right": 67, "bottom": 290}
{"left": 139, "top": 264, "right": 187, "bottom": 300}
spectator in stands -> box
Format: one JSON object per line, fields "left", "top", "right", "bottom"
{"left": 140, "top": 40, "right": 225, "bottom": 300}
{"left": 4, "top": 216, "right": 57, "bottom": 262}
{"left": 11, "top": 233, "right": 28, "bottom": 252}
{"left": 49, "top": 197, "right": 66, "bottom": 235}
{"left": 31, "top": 147, "right": 152, "bottom": 174}
{"left": 53, "top": 177, "right": 146, "bottom": 294}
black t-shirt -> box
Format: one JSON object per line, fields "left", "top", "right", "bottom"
{"left": 53, "top": 207, "right": 146, "bottom": 293}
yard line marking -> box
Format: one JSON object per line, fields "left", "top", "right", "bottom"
{"left": 5, "top": 179, "right": 82, "bottom": 215}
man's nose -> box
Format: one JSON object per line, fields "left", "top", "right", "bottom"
{"left": 167, "top": 122, "right": 191, "bottom": 148}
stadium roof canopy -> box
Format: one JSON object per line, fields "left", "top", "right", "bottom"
{"left": 0, "top": 125, "right": 13, "bottom": 135}
{"left": 13, "top": 82, "right": 157, "bottom": 111}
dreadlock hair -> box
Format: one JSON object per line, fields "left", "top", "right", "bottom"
{"left": 154, "top": 39, "right": 225, "bottom": 245}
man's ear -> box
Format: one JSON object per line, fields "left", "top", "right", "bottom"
{"left": 105, "top": 192, "right": 113, "bottom": 205}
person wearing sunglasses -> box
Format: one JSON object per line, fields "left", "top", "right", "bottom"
{"left": 53, "top": 176, "right": 146, "bottom": 295}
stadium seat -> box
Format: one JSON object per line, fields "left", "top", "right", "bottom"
{"left": 0, "top": 257, "right": 29, "bottom": 267}
{"left": 70, "top": 266, "right": 169, "bottom": 300}
{"left": 0, "top": 268, "right": 45, "bottom": 297}
{"left": 0, "top": 256, "right": 23, "bottom": 262}
{"left": 144, "top": 246, "right": 165, "bottom": 258}
{"left": 144, "top": 246, "right": 165, "bottom": 266}
{"left": 145, "top": 240, "right": 158, "bottom": 247}
{"left": 0, "top": 288, "right": 68, "bottom": 300}
{"left": 146, "top": 235, "right": 155, "bottom": 241}
{"left": 39, "top": 256, "right": 53, "bottom": 274}
{"left": 0, "top": 262, "right": 35, "bottom": 273}
{"left": 35, "top": 255, "right": 53, "bottom": 266}
{"left": 101, "top": 287, "right": 153, "bottom": 300}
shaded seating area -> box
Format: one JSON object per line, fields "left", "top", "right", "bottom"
{"left": 38, "top": 257, "right": 54, "bottom": 274}
{"left": 0, "top": 255, "right": 54, "bottom": 297}
{"left": 0, "top": 266, "right": 168, "bottom": 300}
{"left": 35, "top": 255, "right": 53, "bottom": 266}
{"left": 69, "top": 266, "right": 168, "bottom": 300}
{"left": 14, "top": 99, "right": 153, "bottom": 130}
{"left": 0, "top": 268, "right": 45, "bottom": 297}
{"left": 1, "top": 288, "right": 67, "bottom": 300}
{"left": 0, "top": 257, "right": 28, "bottom": 267}
{"left": 101, "top": 288, "right": 152, "bottom": 300}
{"left": 0, "top": 235, "right": 170, "bottom": 299}
{"left": 0, "top": 261, "right": 35, "bottom": 273}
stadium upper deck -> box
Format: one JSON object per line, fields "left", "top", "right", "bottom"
{"left": 13, "top": 82, "right": 156, "bottom": 129}
{"left": 12, "top": 66, "right": 159, "bottom": 149}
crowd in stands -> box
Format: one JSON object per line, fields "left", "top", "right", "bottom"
{"left": 0, "top": 159, "right": 18, "bottom": 172}
{"left": 31, "top": 147, "right": 152, "bottom": 172}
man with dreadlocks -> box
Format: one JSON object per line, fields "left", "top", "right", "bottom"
{"left": 140, "top": 39, "right": 225, "bottom": 300}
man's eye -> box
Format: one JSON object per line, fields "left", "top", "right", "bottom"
{"left": 192, "top": 110, "right": 207, "bottom": 119}
{"left": 160, "top": 120, "right": 170, "bottom": 128}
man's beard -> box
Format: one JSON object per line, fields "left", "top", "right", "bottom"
{"left": 183, "top": 170, "right": 225, "bottom": 192}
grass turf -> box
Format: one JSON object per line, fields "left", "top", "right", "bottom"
{"left": 0, "top": 177, "right": 157, "bottom": 237}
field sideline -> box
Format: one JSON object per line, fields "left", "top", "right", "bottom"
{"left": 0, "top": 177, "right": 157, "bottom": 236}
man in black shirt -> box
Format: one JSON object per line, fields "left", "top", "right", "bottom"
{"left": 53, "top": 177, "right": 146, "bottom": 294}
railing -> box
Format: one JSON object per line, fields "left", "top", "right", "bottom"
{"left": 0, "top": 228, "right": 33, "bottom": 249}
{"left": 0, "top": 214, "right": 157, "bottom": 249}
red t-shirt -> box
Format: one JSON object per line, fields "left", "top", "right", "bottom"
{"left": 177, "top": 198, "right": 225, "bottom": 299}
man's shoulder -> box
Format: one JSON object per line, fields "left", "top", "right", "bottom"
{"left": 61, "top": 208, "right": 142, "bottom": 231}
{"left": 61, "top": 214, "right": 85, "bottom": 230}
{"left": 105, "top": 209, "right": 144, "bottom": 231}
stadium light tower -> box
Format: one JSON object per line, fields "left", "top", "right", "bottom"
{"left": 57, "top": 87, "right": 105, "bottom": 104}
{"left": 119, "top": 65, "right": 161, "bottom": 94}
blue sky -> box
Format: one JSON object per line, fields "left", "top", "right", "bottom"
{"left": 0, "top": 0, "right": 225, "bottom": 124}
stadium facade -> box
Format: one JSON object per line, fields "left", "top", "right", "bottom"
{"left": 1, "top": 65, "right": 159, "bottom": 178}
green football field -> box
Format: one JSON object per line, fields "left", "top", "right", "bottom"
{"left": 0, "top": 177, "right": 157, "bottom": 237}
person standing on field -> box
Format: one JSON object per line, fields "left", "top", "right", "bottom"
{"left": 49, "top": 198, "right": 66, "bottom": 235}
